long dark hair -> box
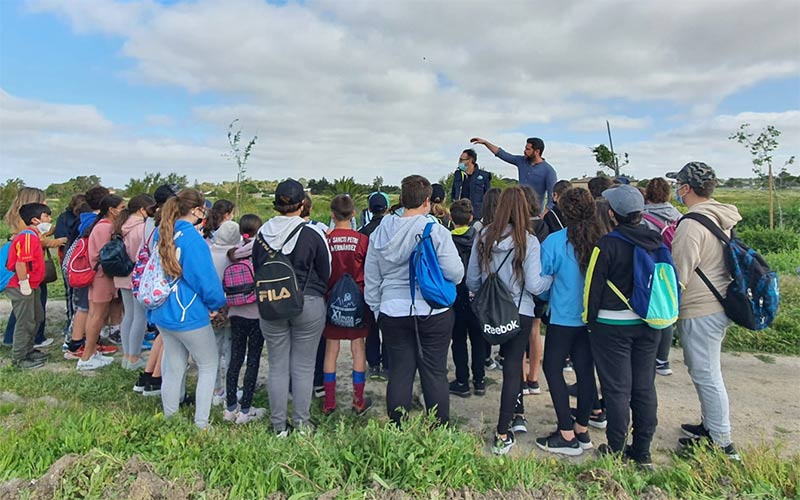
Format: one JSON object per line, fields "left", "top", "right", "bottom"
{"left": 481, "top": 188, "right": 501, "bottom": 226}
{"left": 113, "top": 194, "right": 155, "bottom": 235}
{"left": 83, "top": 194, "right": 123, "bottom": 237}
{"left": 559, "top": 188, "right": 606, "bottom": 273}
{"left": 478, "top": 186, "right": 530, "bottom": 284}
{"left": 203, "top": 199, "right": 234, "bottom": 239}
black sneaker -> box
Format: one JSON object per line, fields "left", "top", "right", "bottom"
{"left": 449, "top": 380, "right": 471, "bottom": 398}
{"left": 13, "top": 358, "right": 45, "bottom": 370}
{"left": 571, "top": 408, "right": 608, "bottom": 429}
{"left": 510, "top": 415, "right": 528, "bottom": 434}
{"left": 596, "top": 443, "right": 621, "bottom": 458}
{"left": 484, "top": 357, "right": 498, "bottom": 370}
{"left": 143, "top": 377, "right": 162, "bottom": 397}
{"left": 473, "top": 379, "right": 486, "bottom": 396}
{"left": 678, "top": 437, "right": 741, "bottom": 461}
{"left": 368, "top": 365, "right": 387, "bottom": 381}
{"left": 563, "top": 359, "right": 574, "bottom": 373}
{"left": 624, "top": 446, "right": 654, "bottom": 470}
{"left": 655, "top": 360, "right": 673, "bottom": 376}
{"left": 567, "top": 383, "right": 578, "bottom": 398}
{"left": 535, "top": 430, "right": 582, "bottom": 456}
{"left": 179, "top": 393, "right": 195, "bottom": 406}
{"left": 133, "top": 372, "right": 150, "bottom": 393}
{"left": 492, "top": 431, "right": 515, "bottom": 455}
{"left": 494, "top": 355, "right": 504, "bottom": 369}
{"left": 681, "top": 422, "right": 710, "bottom": 440}
{"left": 313, "top": 385, "right": 325, "bottom": 398}
{"left": 353, "top": 396, "right": 373, "bottom": 416}
{"left": 523, "top": 380, "right": 541, "bottom": 395}
{"left": 28, "top": 349, "right": 50, "bottom": 361}
{"left": 575, "top": 431, "right": 593, "bottom": 450}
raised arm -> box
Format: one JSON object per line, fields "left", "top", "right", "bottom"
{"left": 470, "top": 137, "right": 501, "bottom": 156}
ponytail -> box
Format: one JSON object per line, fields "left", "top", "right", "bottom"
{"left": 83, "top": 194, "right": 123, "bottom": 238}
{"left": 203, "top": 199, "right": 234, "bottom": 239}
{"left": 159, "top": 189, "right": 204, "bottom": 278}
{"left": 113, "top": 193, "right": 155, "bottom": 235}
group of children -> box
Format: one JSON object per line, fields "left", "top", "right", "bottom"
{"left": 3, "top": 160, "right": 743, "bottom": 464}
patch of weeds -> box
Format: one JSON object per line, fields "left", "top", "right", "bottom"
{"left": 754, "top": 354, "right": 776, "bottom": 364}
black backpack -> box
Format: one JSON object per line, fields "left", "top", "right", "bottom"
{"left": 99, "top": 234, "right": 135, "bottom": 277}
{"left": 326, "top": 273, "right": 366, "bottom": 329}
{"left": 254, "top": 224, "right": 305, "bottom": 321}
{"left": 471, "top": 250, "right": 524, "bottom": 345}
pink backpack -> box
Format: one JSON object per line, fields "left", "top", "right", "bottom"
{"left": 131, "top": 225, "right": 156, "bottom": 298}
{"left": 222, "top": 259, "right": 256, "bottom": 306}
{"left": 642, "top": 213, "right": 677, "bottom": 250}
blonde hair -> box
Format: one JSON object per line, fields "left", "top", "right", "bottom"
{"left": 158, "top": 189, "right": 205, "bottom": 278}
{"left": 4, "top": 187, "right": 46, "bottom": 233}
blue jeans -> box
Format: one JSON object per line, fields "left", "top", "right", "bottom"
{"left": 4, "top": 283, "right": 47, "bottom": 345}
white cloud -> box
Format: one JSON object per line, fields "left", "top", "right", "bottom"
{"left": 5, "top": 0, "right": 799, "bottom": 189}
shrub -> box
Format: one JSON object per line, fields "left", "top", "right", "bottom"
{"left": 738, "top": 227, "right": 800, "bottom": 255}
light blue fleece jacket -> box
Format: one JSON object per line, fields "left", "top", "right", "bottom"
{"left": 466, "top": 225, "right": 552, "bottom": 317}
{"left": 364, "top": 215, "right": 464, "bottom": 317}
{"left": 147, "top": 220, "right": 227, "bottom": 332}
{"left": 539, "top": 228, "right": 585, "bottom": 327}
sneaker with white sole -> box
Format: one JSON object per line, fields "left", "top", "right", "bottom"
{"left": 575, "top": 431, "right": 593, "bottom": 450}
{"left": 510, "top": 415, "right": 528, "bottom": 434}
{"left": 492, "top": 432, "right": 515, "bottom": 455}
{"left": 656, "top": 360, "right": 673, "bottom": 376}
{"left": 77, "top": 353, "right": 113, "bottom": 371}
{"left": 235, "top": 407, "right": 267, "bottom": 424}
{"left": 535, "top": 430, "right": 582, "bottom": 456}
{"left": 522, "top": 380, "right": 541, "bottom": 395}
{"left": 212, "top": 389, "right": 226, "bottom": 406}
{"left": 572, "top": 407, "right": 608, "bottom": 429}
{"left": 34, "top": 338, "right": 54, "bottom": 348}
{"left": 223, "top": 405, "right": 240, "bottom": 422}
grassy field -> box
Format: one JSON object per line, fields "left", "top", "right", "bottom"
{"left": 1, "top": 187, "right": 798, "bottom": 498}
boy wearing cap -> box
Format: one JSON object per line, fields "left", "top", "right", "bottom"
{"left": 668, "top": 162, "right": 742, "bottom": 460}
{"left": 582, "top": 185, "right": 663, "bottom": 467}
{"left": 253, "top": 178, "right": 331, "bottom": 435}
{"left": 359, "top": 192, "right": 390, "bottom": 379}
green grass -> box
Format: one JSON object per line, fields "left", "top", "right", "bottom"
{"left": 0, "top": 357, "right": 798, "bottom": 499}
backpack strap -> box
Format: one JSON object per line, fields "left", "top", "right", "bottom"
{"left": 641, "top": 213, "right": 665, "bottom": 231}
{"left": 280, "top": 223, "right": 306, "bottom": 251}
{"left": 678, "top": 212, "right": 730, "bottom": 305}
{"left": 551, "top": 210, "right": 564, "bottom": 230}
{"left": 603, "top": 230, "right": 637, "bottom": 312}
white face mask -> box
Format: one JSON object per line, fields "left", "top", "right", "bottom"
{"left": 37, "top": 222, "right": 52, "bottom": 234}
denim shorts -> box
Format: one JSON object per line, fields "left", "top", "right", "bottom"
{"left": 73, "top": 286, "right": 89, "bottom": 312}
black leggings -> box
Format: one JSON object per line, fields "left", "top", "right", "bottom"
{"left": 543, "top": 324, "right": 597, "bottom": 430}
{"left": 226, "top": 316, "right": 265, "bottom": 412}
{"left": 497, "top": 315, "right": 532, "bottom": 435}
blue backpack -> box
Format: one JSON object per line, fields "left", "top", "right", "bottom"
{"left": 409, "top": 222, "right": 457, "bottom": 310}
{"left": 0, "top": 230, "right": 36, "bottom": 293}
{"left": 605, "top": 231, "right": 680, "bottom": 330}
{"left": 681, "top": 213, "right": 779, "bottom": 331}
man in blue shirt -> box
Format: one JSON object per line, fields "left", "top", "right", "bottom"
{"left": 470, "top": 136, "right": 557, "bottom": 211}
{"left": 451, "top": 149, "right": 492, "bottom": 220}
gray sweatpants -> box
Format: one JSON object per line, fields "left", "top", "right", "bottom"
{"left": 260, "top": 295, "right": 325, "bottom": 431}
{"left": 120, "top": 288, "right": 148, "bottom": 357}
{"left": 160, "top": 324, "right": 219, "bottom": 429}
{"left": 678, "top": 311, "right": 733, "bottom": 447}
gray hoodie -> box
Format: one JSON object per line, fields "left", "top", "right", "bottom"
{"left": 364, "top": 215, "right": 464, "bottom": 317}
{"left": 466, "top": 226, "right": 553, "bottom": 318}
{"left": 642, "top": 202, "right": 682, "bottom": 231}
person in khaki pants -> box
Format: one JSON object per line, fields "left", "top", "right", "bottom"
{"left": 6, "top": 203, "right": 52, "bottom": 369}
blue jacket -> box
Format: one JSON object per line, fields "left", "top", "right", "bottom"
{"left": 451, "top": 168, "right": 492, "bottom": 220}
{"left": 147, "top": 220, "right": 227, "bottom": 332}
{"left": 539, "top": 228, "right": 585, "bottom": 327}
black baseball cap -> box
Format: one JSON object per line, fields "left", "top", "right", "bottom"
{"left": 431, "top": 183, "right": 446, "bottom": 204}
{"left": 368, "top": 192, "right": 390, "bottom": 213}
{"left": 153, "top": 184, "right": 177, "bottom": 205}
{"left": 666, "top": 162, "right": 717, "bottom": 189}
{"left": 275, "top": 179, "right": 305, "bottom": 206}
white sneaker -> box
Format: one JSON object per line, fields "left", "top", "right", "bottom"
{"left": 77, "top": 354, "right": 112, "bottom": 371}
{"left": 235, "top": 407, "right": 266, "bottom": 425}
{"left": 212, "top": 389, "right": 226, "bottom": 406}
{"left": 222, "top": 405, "right": 240, "bottom": 422}
{"left": 34, "top": 338, "right": 54, "bottom": 348}
{"left": 94, "top": 353, "right": 115, "bottom": 365}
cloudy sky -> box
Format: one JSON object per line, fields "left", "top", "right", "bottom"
{"left": 1, "top": 0, "right": 798, "bottom": 189}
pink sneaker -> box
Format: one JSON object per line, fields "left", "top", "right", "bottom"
{"left": 222, "top": 405, "right": 240, "bottom": 422}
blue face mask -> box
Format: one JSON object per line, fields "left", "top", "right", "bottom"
{"left": 458, "top": 162, "right": 467, "bottom": 171}
{"left": 674, "top": 185, "right": 684, "bottom": 205}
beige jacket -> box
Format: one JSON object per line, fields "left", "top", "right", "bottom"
{"left": 672, "top": 199, "right": 742, "bottom": 319}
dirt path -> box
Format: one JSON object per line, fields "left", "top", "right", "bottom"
{"left": 3, "top": 300, "right": 798, "bottom": 461}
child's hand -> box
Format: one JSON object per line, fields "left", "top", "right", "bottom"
{"left": 209, "top": 311, "right": 219, "bottom": 319}
{"left": 19, "top": 279, "right": 32, "bottom": 296}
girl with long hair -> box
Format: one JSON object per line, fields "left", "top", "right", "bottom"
{"left": 203, "top": 199, "right": 234, "bottom": 240}
{"left": 466, "top": 186, "right": 552, "bottom": 455}
{"left": 535, "top": 188, "right": 607, "bottom": 455}
{"left": 148, "top": 189, "right": 227, "bottom": 429}
{"left": 78, "top": 194, "right": 126, "bottom": 370}
{"left": 113, "top": 193, "right": 156, "bottom": 370}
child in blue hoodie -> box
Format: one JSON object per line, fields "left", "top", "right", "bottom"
{"left": 148, "top": 189, "right": 227, "bottom": 430}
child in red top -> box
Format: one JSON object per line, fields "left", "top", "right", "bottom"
{"left": 6, "top": 203, "right": 51, "bottom": 368}
{"left": 322, "top": 195, "right": 372, "bottom": 416}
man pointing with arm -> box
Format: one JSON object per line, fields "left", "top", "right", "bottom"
{"left": 471, "top": 136, "right": 557, "bottom": 212}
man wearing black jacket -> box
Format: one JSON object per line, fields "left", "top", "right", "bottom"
{"left": 583, "top": 185, "right": 662, "bottom": 468}
{"left": 451, "top": 149, "right": 492, "bottom": 220}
